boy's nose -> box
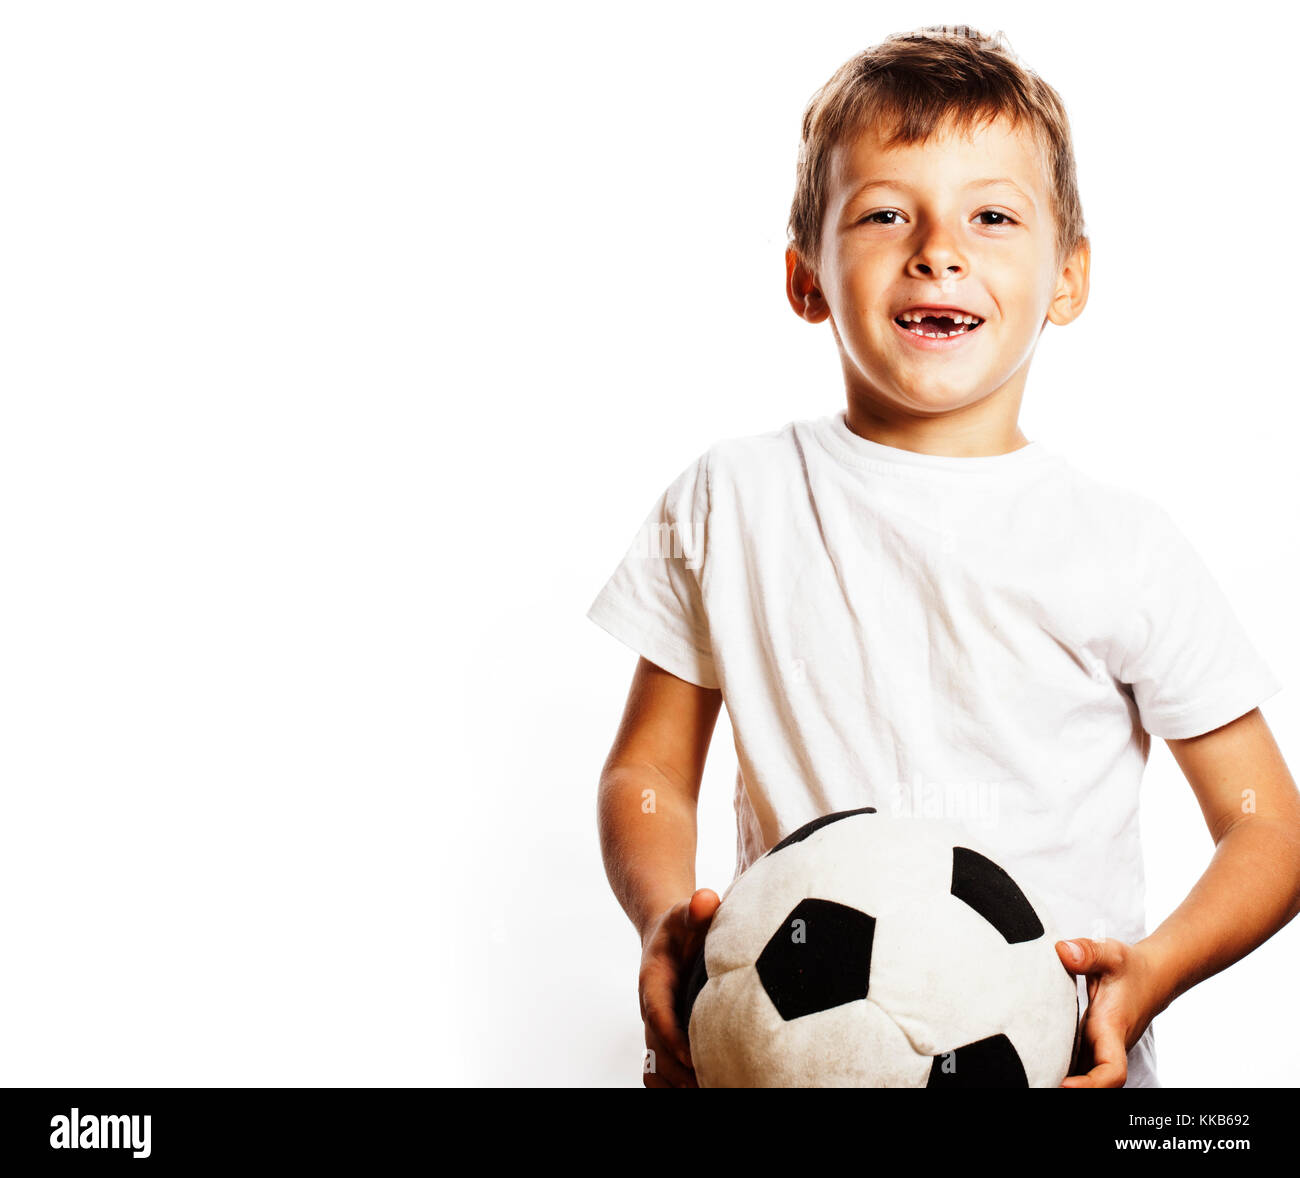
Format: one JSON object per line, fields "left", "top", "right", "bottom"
{"left": 910, "top": 259, "right": 964, "bottom": 298}
{"left": 908, "top": 230, "right": 966, "bottom": 280}
{"left": 910, "top": 250, "right": 964, "bottom": 275}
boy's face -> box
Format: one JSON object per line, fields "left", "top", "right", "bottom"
{"left": 788, "top": 114, "right": 1088, "bottom": 429}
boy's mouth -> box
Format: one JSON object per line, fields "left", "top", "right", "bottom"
{"left": 893, "top": 307, "right": 985, "bottom": 339}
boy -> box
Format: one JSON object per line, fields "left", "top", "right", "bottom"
{"left": 587, "top": 26, "right": 1300, "bottom": 1088}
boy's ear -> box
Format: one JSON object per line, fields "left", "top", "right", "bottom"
{"left": 786, "top": 247, "right": 831, "bottom": 323}
{"left": 1046, "top": 236, "right": 1090, "bottom": 327}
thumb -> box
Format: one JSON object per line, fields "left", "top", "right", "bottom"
{"left": 1056, "top": 937, "right": 1117, "bottom": 976}
{"left": 687, "top": 887, "right": 721, "bottom": 928}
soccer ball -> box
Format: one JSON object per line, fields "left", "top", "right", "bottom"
{"left": 680, "top": 808, "right": 1080, "bottom": 1087}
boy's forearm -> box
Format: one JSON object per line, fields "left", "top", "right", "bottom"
{"left": 1136, "top": 814, "right": 1300, "bottom": 1014}
{"left": 597, "top": 764, "right": 698, "bottom": 942}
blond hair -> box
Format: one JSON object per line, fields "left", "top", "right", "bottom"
{"left": 787, "top": 26, "right": 1086, "bottom": 273}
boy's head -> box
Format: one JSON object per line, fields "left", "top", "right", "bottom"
{"left": 785, "top": 26, "right": 1090, "bottom": 430}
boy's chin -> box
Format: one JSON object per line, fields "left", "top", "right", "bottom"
{"left": 876, "top": 377, "right": 989, "bottom": 412}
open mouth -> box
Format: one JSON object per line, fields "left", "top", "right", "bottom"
{"left": 893, "top": 309, "right": 985, "bottom": 339}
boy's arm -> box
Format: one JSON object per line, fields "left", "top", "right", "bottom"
{"left": 1057, "top": 706, "right": 1300, "bottom": 1086}
{"left": 597, "top": 655, "right": 724, "bottom": 1087}
{"left": 1141, "top": 706, "right": 1300, "bottom": 1003}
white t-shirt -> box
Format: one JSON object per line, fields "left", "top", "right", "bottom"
{"left": 587, "top": 409, "right": 1283, "bottom": 1088}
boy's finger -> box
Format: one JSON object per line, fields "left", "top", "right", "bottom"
{"left": 688, "top": 888, "right": 720, "bottom": 922}
{"left": 642, "top": 976, "right": 692, "bottom": 1067}
{"left": 1060, "top": 1055, "right": 1127, "bottom": 1087}
{"left": 683, "top": 888, "right": 721, "bottom": 944}
{"left": 644, "top": 1025, "right": 696, "bottom": 1088}
{"left": 1056, "top": 936, "right": 1129, "bottom": 978}
{"left": 1061, "top": 1025, "right": 1127, "bottom": 1088}
{"left": 1054, "top": 938, "right": 1095, "bottom": 973}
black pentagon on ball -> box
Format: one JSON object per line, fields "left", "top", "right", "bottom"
{"left": 1069, "top": 988, "right": 1082, "bottom": 1076}
{"left": 764, "top": 807, "right": 878, "bottom": 857}
{"left": 678, "top": 945, "right": 709, "bottom": 1034}
{"left": 950, "top": 846, "right": 1044, "bottom": 944}
{"left": 926, "top": 1033, "right": 1029, "bottom": 1087}
{"left": 756, "top": 897, "right": 876, "bottom": 1021}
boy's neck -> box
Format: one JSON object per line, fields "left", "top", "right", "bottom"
{"left": 843, "top": 400, "right": 1032, "bottom": 458}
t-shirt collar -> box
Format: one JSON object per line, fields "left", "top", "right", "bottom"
{"left": 820, "top": 409, "right": 1052, "bottom": 475}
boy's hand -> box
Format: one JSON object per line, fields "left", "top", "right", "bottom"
{"left": 638, "top": 887, "right": 720, "bottom": 1088}
{"left": 1055, "top": 937, "right": 1162, "bottom": 1088}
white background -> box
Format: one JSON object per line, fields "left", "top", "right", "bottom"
{"left": 1, "top": 1, "right": 1296, "bottom": 1087}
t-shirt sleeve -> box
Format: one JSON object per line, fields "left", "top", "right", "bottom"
{"left": 585, "top": 451, "right": 719, "bottom": 690}
{"left": 1112, "top": 504, "right": 1282, "bottom": 740}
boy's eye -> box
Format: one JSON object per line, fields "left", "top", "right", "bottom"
{"left": 861, "top": 209, "right": 1018, "bottom": 226}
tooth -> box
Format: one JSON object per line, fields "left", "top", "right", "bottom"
{"left": 897, "top": 310, "right": 984, "bottom": 324}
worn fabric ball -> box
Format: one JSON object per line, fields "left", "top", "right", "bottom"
{"left": 681, "top": 808, "right": 1080, "bottom": 1087}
